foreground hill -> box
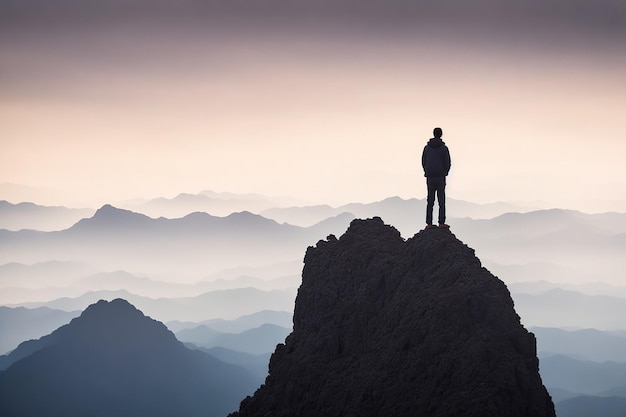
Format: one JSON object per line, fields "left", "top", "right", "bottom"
{"left": 0, "top": 299, "right": 258, "bottom": 417}
{"left": 230, "top": 218, "right": 555, "bottom": 417}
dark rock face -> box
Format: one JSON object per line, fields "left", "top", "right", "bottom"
{"left": 231, "top": 217, "right": 556, "bottom": 417}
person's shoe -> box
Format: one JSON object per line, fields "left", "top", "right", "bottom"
{"left": 438, "top": 223, "right": 450, "bottom": 228}
{"left": 425, "top": 224, "right": 438, "bottom": 229}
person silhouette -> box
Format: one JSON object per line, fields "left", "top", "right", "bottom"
{"left": 421, "top": 127, "right": 451, "bottom": 229}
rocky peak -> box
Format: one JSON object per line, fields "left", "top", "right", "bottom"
{"left": 230, "top": 217, "right": 555, "bottom": 417}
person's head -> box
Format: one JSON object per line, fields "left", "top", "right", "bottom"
{"left": 433, "top": 127, "right": 443, "bottom": 138}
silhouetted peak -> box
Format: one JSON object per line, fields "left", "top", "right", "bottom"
{"left": 80, "top": 298, "right": 143, "bottom": 320}
{"left": 226, "top": 210, "right": 266, "bottom": 220}
{"left": 0, "top": 299, "right": 261, "bottom": 417}
{"left": 224, "top": 211, "right": 281, "bottom": 227}
{"left": 56, "top": 298, "right": 178, "bottom": 352}
{"left": 231, "top": 218, "right": 555, "bottom": 417}
{"left": 92, "top": 204, "right": 148, "bottom": 220}
{"left": 70, "top": 204, "right": 153, "bottom": 231}
{"left": 97, "top": 203, "right": 116, "bottom": 211}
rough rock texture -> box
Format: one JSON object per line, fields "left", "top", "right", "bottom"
{"left": 230, "top": 217, "right": 555, "bottom": 417}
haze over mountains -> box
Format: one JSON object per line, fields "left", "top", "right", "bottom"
{"left": 1, "top": 190, "right": 626, "bottom": 416}
{"left": 0, "top": 203, "right": 352, "bottom": 280}
{"left": 0, "top": 194, "right": 530, "bottom": 232}
{"left": 2, "top": 192, "right": 625, "bottom": 324}
{"left": 0, "top": 200, "right": 93, "bottom": 231}
{"left": 2, "top": 193, "right": 624, "bottom": 289}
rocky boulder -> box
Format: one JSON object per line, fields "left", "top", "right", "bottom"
{"left": 230, "top": 217, "right": 555, "bottom": 417}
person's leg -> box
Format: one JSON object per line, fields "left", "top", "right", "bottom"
{"left": 426, "top": 178, "right": 435, "bottom": 225}
{"left": 436, "top": 177, "right": 447, "bottom": 225}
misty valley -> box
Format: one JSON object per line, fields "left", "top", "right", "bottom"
{"left": 1, "top": 193, "right": 626, "bottom": 417}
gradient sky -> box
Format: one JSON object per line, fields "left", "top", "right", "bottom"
{"left": 2, "top": 1, "right": 625, "bottom": 211}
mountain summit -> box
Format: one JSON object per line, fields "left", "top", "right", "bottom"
{"left": 230, "top": 217, "right": 556, "bottom": 417}
{"left": 0, "top": 299, "right": 258, "bottom": 417}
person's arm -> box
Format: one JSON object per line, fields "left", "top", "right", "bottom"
{"left": 421, "top": 147, "right": 428, "bottom": 174}
{"left": 445, "top": 147, "right": 451, "bottom": 176}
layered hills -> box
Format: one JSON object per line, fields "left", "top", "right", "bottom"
{"left": 0, "top": 299, "right": 258, "bottom": 417}
{"left": 230, "top": 218, "right": 555, "bottom": 417}
{"left": 0, "top": 204, "right": 353, "bottom": 278}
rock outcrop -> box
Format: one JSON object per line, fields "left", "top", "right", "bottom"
{"left": 230, "top": 217, "right": 555, "bottom": 417}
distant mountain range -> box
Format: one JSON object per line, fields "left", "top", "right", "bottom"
{"left": 540, "top": 354, "right": 626, "bottom": 400}
{"left": 0, "top": 260, "right": 99, "bottom": 305}
{"left": 539, "top": 344, "right": 626, "bottom": 417}
{"left": 199, "top": 346, "right": 271, "bottom": 380}
{"left": 556, "top": 395, "right": 626, "bottom": 417}
{"left": 176, "top": 323, "right": 291, "bottom": 355}
{"left": 0, "top": 306, "right": 80, "bottom": 355}
{"left": 260, "top": 196, "right": 533, "bottom": 228}
{"left": 513, "top": 289, "right": 626, "bottom": 330}
{"left": 15, "top": 287, "right": 296, "bottom": 323}
{"left": 452, "top": 210, "right": 626, "bottom": 276}
{"left": 0, "top": 200, "right": 93, "bottom": 231}
{"left": 122, "top": 190, "right": 307, "bottom": 218}
{"left": 532, "top": 327, "right": 626, "bottom": 363}
{"left": 0, "top": 204, "right": 354, "bottom": 278}
{"left": 2, "top": 201, "right": 624, "bottom": 289}
{"left": 0, "top": 265, "right": 301, "bottom": 305}
{"left": 510, "top": 280, "right": 626, "bottom": 298}
{"left": 2, "top": 205, "right": 625, "bottom": 329}
{"left": 167, "top": 310, "right": 293, "bottom": 333}
{"left": 0, "top": 299, "right": 259, "bottom": 417}
{"left": 0, "top": 194, "right": 532, "bottom": 233}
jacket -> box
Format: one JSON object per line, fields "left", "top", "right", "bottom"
{"left": 421, "top": 138, "right": 451, "bottom": 177}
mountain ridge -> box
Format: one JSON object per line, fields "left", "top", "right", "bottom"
{"left": 0, "top": 200, "right": 93, "bottom": 231}
{"left": 0, "top": 204, "right": 352, "bottom": 277}
{"left": 176, "top": 323, "right": 291, "bottom": 355}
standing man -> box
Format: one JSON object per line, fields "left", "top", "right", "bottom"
{"left": 421, "top": 127, "right": 451, "bottom": 229}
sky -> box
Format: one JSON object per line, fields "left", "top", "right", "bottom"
{"left": 2, "top": 0, "right": 626, "bottom": 211}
